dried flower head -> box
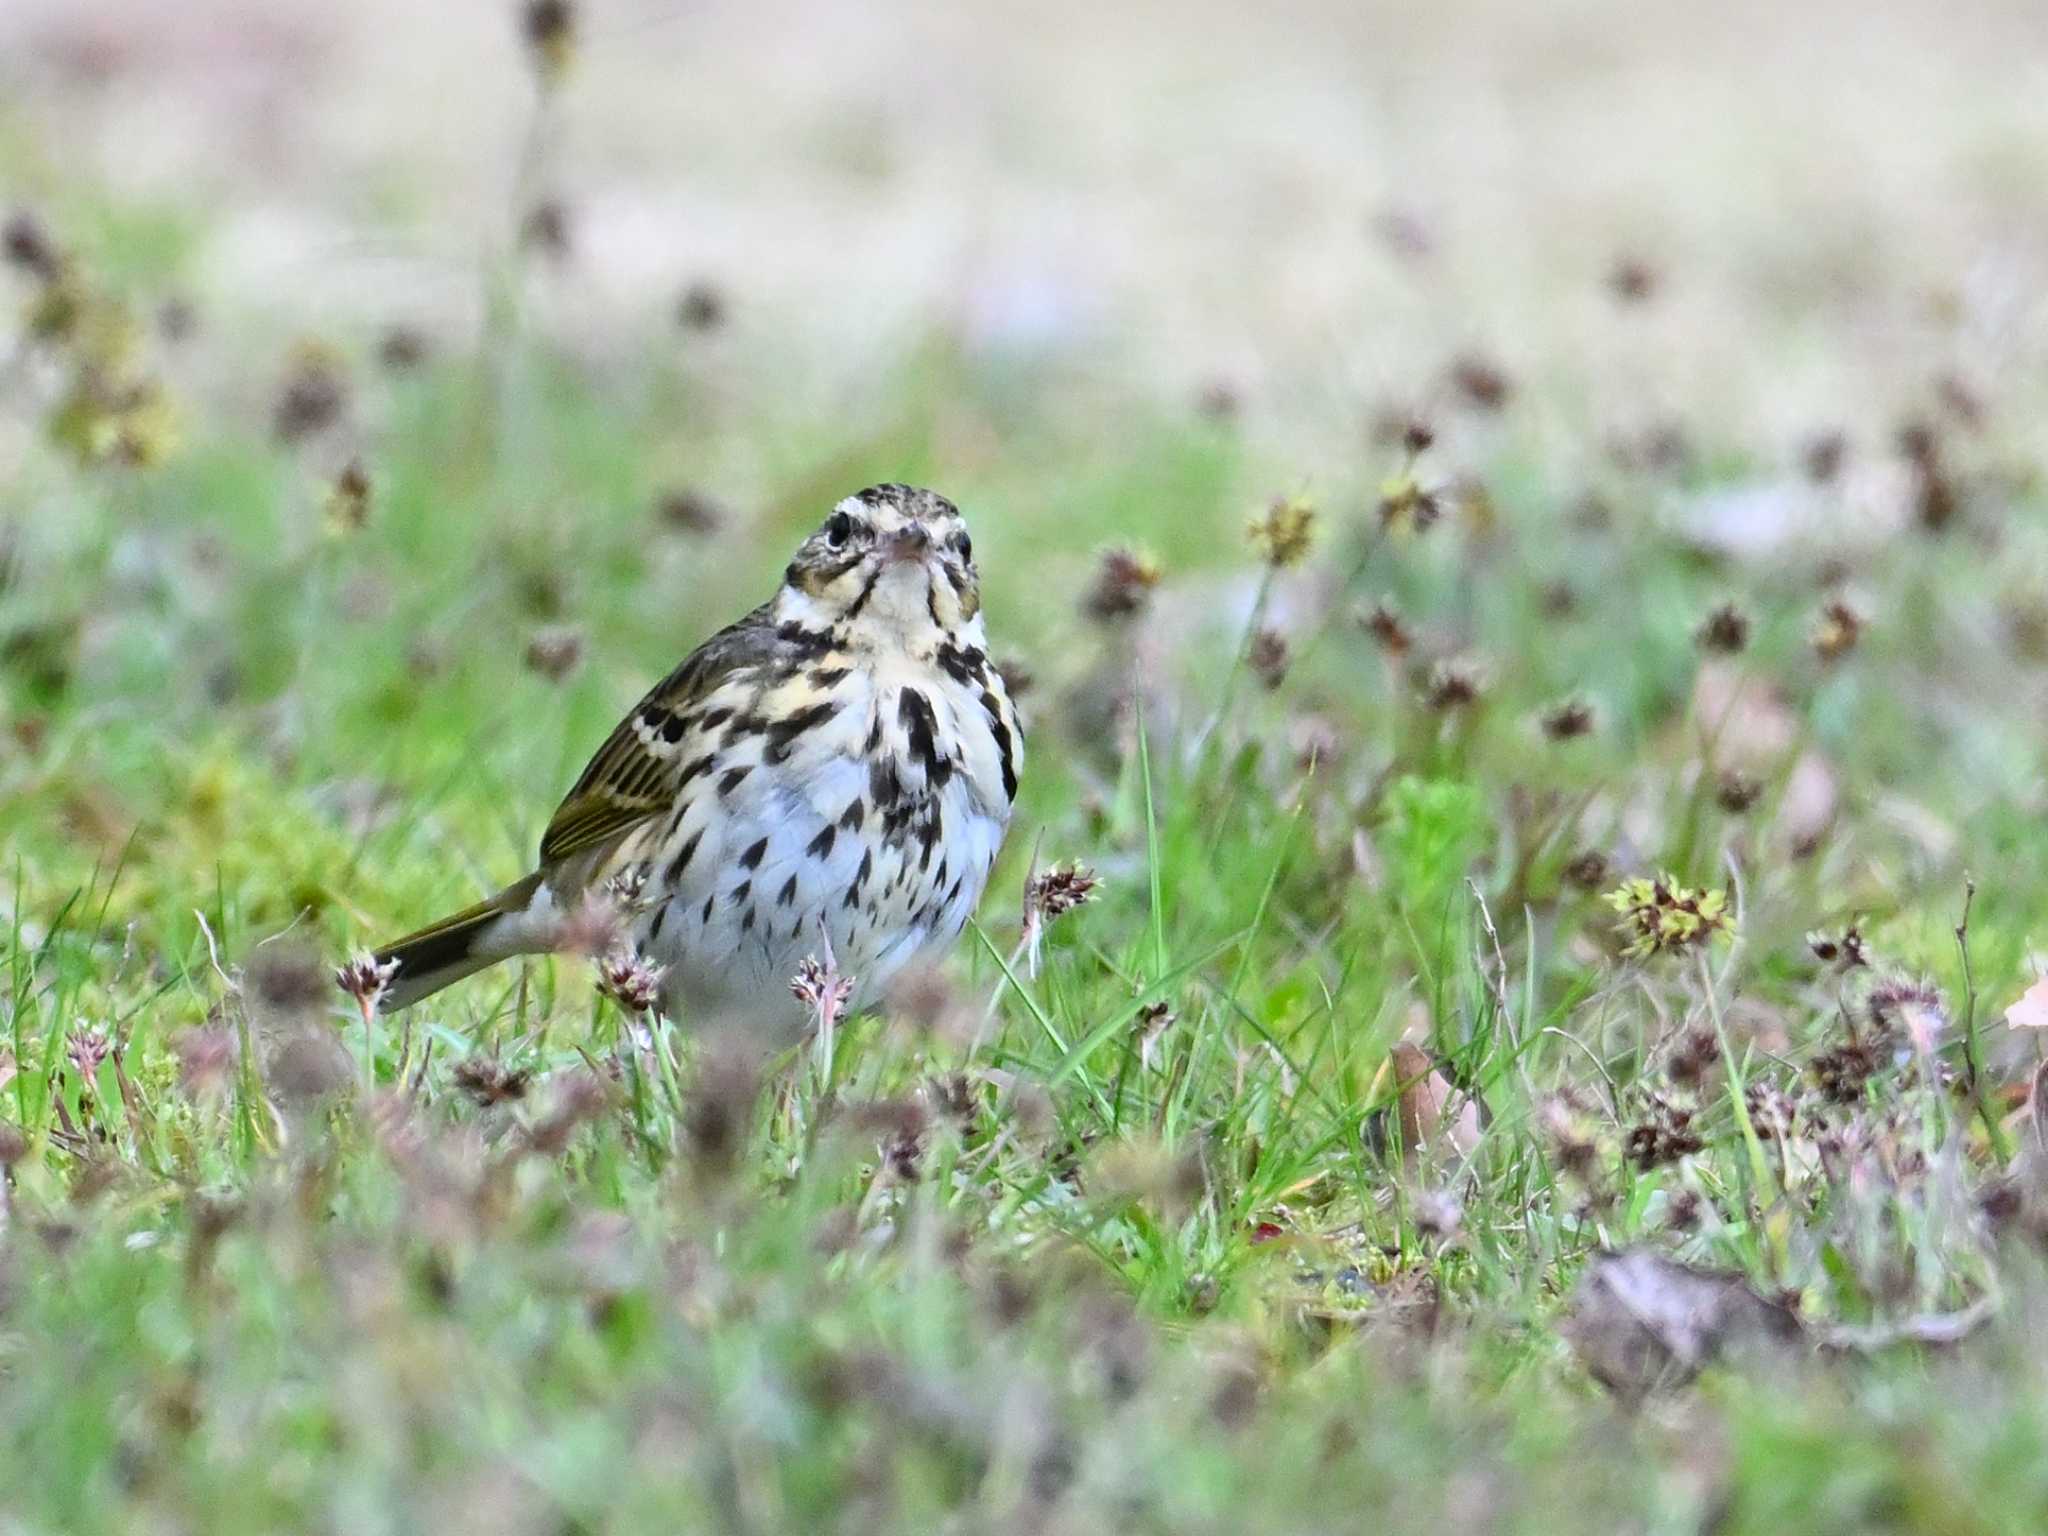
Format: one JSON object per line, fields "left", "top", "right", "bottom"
{"left": 1807, "top": 924, "right": 1869, "bottom": 969}
{"left": 1866, "top": 976, "right": 1945, "bottom": 1051}
{"left": 1802, "top": 430, "right": 1848, "bottom": 484}
{"left": 1195, "top": 379, "right": 1242, "bottom": 421}
{"left": 3, "top": 209, "right": 60, "bottom": 281}
{"left": 1422, "top": 658, "right": 1486, "bottom": 712}
{"left": 595, "top": 946, "right": 666, "bottom": 1014}
{"left": 1023, "top": 861, "right": 1100, "bottom": 976}
{"left": 791, "top": 954, "right": 856, "bottom": 1035}
{"left": 1401, "top": 418, "right": 1437, "bottom": 456}
{"left": 1898, "top": 418, "right": 1960, "bottom": 532}
{"left": 452, "top": 1056, "right": 532, "bottom": 1108}
{"left": 1695, "top": 601, "right": 1751, "bottom": 655}
{"left": 655, "top": 487, "right": 726, "bottom": 535}
{"left": 1448, "top": 353, "right": 1513, "bottom": 411}
{"left": 1664, "top": 1025, "right": 1719, "bottom": 1090}
{"left": 1541, "top": 697, "right": 1596, "bottom": 741}
{"left": 1624, "top": 1101, "right": 1703, "bottom": 1170}
{"left": 1377, "top": 474, "right": 1442, "bottom": 535}
{"left": 272, "top": 341, "right": 348, "bottom": 442}
{"left": 1607, "top": 255, "right": 1660, "bottom": 304}
{"left": 520, "top": 198, "right": 573, "bottom": 260}
{"left": 1360, "top": 598, "right": 1413, "bottom": 655}
{"left": 1131, "top": 1000, "right": 1179, "bottom": 1072}
{"left": 1082, "top": 547, "right": 1161, "bottom": 622}
{"left": 1563, "top": 850, "right": 1611, "bottom": 891}
{"left": 1026, "top": 862, "right": 1100, "bottom": 925}
{"left": 323, "top": 459, "right": 373, "bottom": 535}
{"left": 1744, "top": 1082, "right": 1798, "bottom": 1141}
{"left": 1811, "top": 598, "right": 1864, "bottom": 664}
{"left": 335, "top": 949, "right": 399, "bottom": 1023}
{"left": 1714, "top": 769, "right": 1762, "bottom": 814}
{"left": 1247, "top": 496, "right": 1316, "bottom": 567}
{"left": 676, "top": 281, "right": 727, "bottom": 332}
{"left": 66, "top": 1024, "right": 113, "bottom": 1082}
{"left": 1811, "top": 1039, "right": 1884, "bottom": 1104}
{"left": 1605, "top": 875, "right": 1734, "bottom": 959}
{"left": 523, "top": 624, "right": 585, "bottom": 682}
{"left": 1538, "top": 1095, "right": 1600, "bottom": 1182}
{"left": 1247, "top": 627, "right": 1290, "bottom": 689}
{"left": 522, "top": 0, "right": 577, "bottom": 84}
{"left": 377, "top": 325, "right": 430, "bottom": 372}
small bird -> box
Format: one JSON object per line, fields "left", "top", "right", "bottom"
{"left": 370, "top": 485, "right": 1022, "bottom": 1023}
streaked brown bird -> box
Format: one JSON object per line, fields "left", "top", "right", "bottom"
{"left": 370, "top": 484, "right": 1022, "bottom": 1022}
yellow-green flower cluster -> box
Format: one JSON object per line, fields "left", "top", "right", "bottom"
{"left": 1605, "top": 875, "right": 1733, "bottom": 958}
{"left": 1247, "top": 496, "right": 1316, "bottom": 568}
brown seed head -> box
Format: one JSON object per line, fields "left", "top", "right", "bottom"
{"left": 324, "top": 459, "right": 373, "bottom": 535}
{"left": 1082, "top": 547, "right": 1161, "bottom": 622}
{"left": 1714, "top": 769, "right": 1762, "bottom": 814}
{"left": 1801, "top": 430, "right": 1848, "bottom": 484}
{"left": 1808, "top": 924, "right": 1869, "bottom": 969}
{"left": 2, "top": 209, "right": 60, "bottom": 281}
{"left": 1026, "top": 862, "right": 1100, "bottom": 926}
{"left": 1422, "top": 658, "right": 1486, "bottom": 712}
{"left": 595, "top": 946, "right": 666, "bottom": 1014}
{"left": 334, "top": 950, "right": 399, "bottom": 1014}
{"left": 520, "top": 198, "right": 572, "bottom": 260}
{"left": 376, "top": 325, "right": 430, "bottom": 372}
{"left": 1695, "top": 601, "right": 1751, "bottom": 655}
{"left": 1607, "top": 255, "right": 1660, "bottom": 304}
{"left": 1247, "top": 627, "right": 1290, "bottom": 689}
{"left": 521, "top": 0, "right": 577, "bottom": 83}
{"left": 523, "top": 624, "right": 585, "bottom": 682}
{"left": 1360, "top": 598, "right": 1412, "bottom": 655}
{"left": 1448, "top": 353, "right": 1512, "bottom": 411}
{"left": 676, "top": 281, "right": 727, "bottom": 332}
{"left": 272, "top": 342, "right": 348, "bottom": 442}
{"left": 655, "top": 487, "right": 726, "bottom": 535}
{"left": 1563, "top": 850, "right": 1610, "bottom": 891}
{"left": 1541, "top": 697, "right": 1596, "bottom": 741}
{"left": 1811, "top": 599, "right": 1863, "bottom": 664}
{"left": 452, "top": 1056, "right": 532, "bottom": 1108}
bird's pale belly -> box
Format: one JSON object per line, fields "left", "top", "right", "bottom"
{"left": 621, "top": 703, "right": 1008, "bottom": 1027}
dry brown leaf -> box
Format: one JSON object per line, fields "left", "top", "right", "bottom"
{"left": 1563, "top": 1250, "right": 1800, "bottom": 1399}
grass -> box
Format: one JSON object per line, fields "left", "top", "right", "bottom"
{"left": 9, "top": 92, "right": 2048, "bottom": 1536}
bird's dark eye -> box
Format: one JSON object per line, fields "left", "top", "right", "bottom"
{"left": 825, "top": 511, "right": 857, "bottom": 547}
{"left": 952, "top": 531, "right": 973, "bottom": 562}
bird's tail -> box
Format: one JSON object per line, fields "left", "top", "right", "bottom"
{"left": 372, "top": 872, "right": 545, "bottom": 1011}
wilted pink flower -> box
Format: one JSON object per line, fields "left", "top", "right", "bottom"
{"left": 595, "top": 946, "right": 665, "bottom": 1014}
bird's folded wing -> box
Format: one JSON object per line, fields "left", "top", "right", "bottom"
{"left": 538, "top": 605, "right": 776, "bottom": 867}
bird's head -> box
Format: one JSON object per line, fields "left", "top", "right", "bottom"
{"left": 777, "top": 484, "right": 982, "bottom": 648}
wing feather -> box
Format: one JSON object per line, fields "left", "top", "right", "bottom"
{"left": 537, "top": 604, "right": 776, "bottom": 867}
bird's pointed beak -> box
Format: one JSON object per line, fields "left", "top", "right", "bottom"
{"left": 882, "top": 525, "right": 932, "bottom": 565}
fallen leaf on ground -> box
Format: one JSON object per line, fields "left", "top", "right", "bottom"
{"left": 1563, "top": 1250, "right": 1800, "bottom": 1399}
